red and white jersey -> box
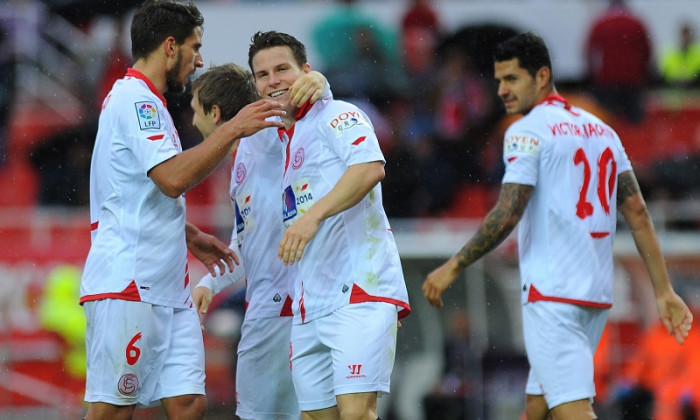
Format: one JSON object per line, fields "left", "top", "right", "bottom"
{"left": 198, "top": 130, "right": 294, "bottom": 320}
{"left": 502, "top": 94, "right": 632, "bottom": 308}
{"left": 80, "top": 68, "right": 191, "bottom": 308}
{"left": 279, "top": 99, "right": 411, "bottom": 324}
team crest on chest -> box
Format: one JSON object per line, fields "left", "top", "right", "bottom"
{"left": 292, "top": 147, "right": 304, "bottom": 170}
{"left": 235, "top": 162, "right": 247, "bottom": 184}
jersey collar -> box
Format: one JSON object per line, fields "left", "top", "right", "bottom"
{"left": 277, "top": 99, "right": 315, "bottom": 141}
{"left": 125, "top": 68, "right": 168, "bottom": 107}
{"left": 540, "top": 93, "right": 569, "bottom": 110}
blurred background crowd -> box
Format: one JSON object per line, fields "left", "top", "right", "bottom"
{"left": 2, "top": 0, "right": 700, "bottom": 419}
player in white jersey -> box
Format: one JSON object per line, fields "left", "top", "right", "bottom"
{"left": 187, "top": 63, "right": 329, "bottom": 420}
{"left": 248, "top": 31, "right": 410, "bottom": 420}
{"left": 422, "top": 32, "right": 692, "bottom": 420}
{"left": 79, "top": 2, "right": 285, "bottom": 419}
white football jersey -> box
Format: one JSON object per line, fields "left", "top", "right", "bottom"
{"left": 279, "top": 99, "right": 411, "bottom": 324}
{"left": 502, "top": 94, "right": 632, "bottom": 307}
{"left": 81, "top": 69, "right": 191, "bottom": 308}
{"left": 197, "top": 130, "right": 295, "bottom": 320}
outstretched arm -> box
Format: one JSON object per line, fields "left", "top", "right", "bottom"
{"left": 618, "top": 170, "right": 692, "bottom": 344}
{"left": 150, "top": 99, "right": 285, "bottom": 198}
{"left": 422, "top": 183, "right": 533, "bottom": 308}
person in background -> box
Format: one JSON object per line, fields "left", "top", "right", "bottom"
{"left": 423, "top": 32, "right": 692, "bottom": 420}
{"left": 585, "top": 0, "right": 652, "bottom": 123}
{"left": 79, "top": 1, "right": 285, "bottom": 419}
{"left": 660, "top": 22, "right": 700, "bottom": 87}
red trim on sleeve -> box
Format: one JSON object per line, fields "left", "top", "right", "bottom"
{"left": 590, "top": 232, "right": 610, "bottom": 238}
{"left": 349, "top": 284, "right": 412, "bottom": 319}
{"left": 79, "top": 280, "right": 142, "bottom": 304}
{"left": 147, "top": 134, "right": 165, "bottom": 141}
{"left": 526, "top": 284, "right": 611, "bottom": 309}
{"left": 90, "top": 221, "right": 99, "bottom": 231}
{"left": 351, "top": 136, "right": 367, "bottom": 146}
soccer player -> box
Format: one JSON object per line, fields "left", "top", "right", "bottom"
{"left": 422, "top": 32, "right": 693, "bottom": 420}
{"left": 248, "top": 31, "right": 411, "bottom": 420}
{"left": 189, "top": 63, "right": 329, "bottom": 420}
{"left": 79, "top": 1, "right": 285, "bottom": 419}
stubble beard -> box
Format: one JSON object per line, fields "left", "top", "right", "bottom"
{"left": 166, "top": 51, "right": 187, "bottom": 94}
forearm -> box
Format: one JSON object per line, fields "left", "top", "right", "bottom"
{"left": 455, "top": 183, "right": 532, "bottom": 269}
{"left": 185, "top": 222, "right": 201, "bottom": 246}
{"left": 627, "top": 208, "right": 673, "bottom": 295}
{"left": 455, "top": 204, "right": 519, "bottom": 268}
{"left": 305, "top": 161, "right": 384, "bottom": 222}
{"left": 151, "top": 126, "right": 241, "bottom": 197}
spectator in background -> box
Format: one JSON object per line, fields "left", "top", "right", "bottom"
{"left": 30, "top": 121, "right": 96, "bottom": 206}
{"left": 0, "top": 20, "right": 16, "bottom": 166}
{"left": 585, "top": 0, "right": 652, "bottom": 124}
{"left": 311, "top": 0, "right": 406, "bottom": 106}
{"left": 423, "top": 309, "right": 481, "bottom": 419}
{"left": 401, "top": 0, "right": 440, "bottom": 37}
{"left": 660, "top": 22, "right": 700, "bottom": 87}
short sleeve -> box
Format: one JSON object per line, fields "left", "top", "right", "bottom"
{"left": 321, "top": 101, "right": 385, "bottom": 167}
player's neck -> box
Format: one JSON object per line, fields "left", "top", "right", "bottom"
{"left": 132, "top": 59, "right": 167, "bottom": 95}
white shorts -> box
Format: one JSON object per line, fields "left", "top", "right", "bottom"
{"left": 83, "top": 299, "right": 205, "bottom": 407}
{"left": 522, "top": 301, "right": 609, "bottom": 409}
{"left": 236, "top": 316, "right": 299, "bottom": 420}
{"left": 290, "top": 302, "right": 398, "bottom": 412}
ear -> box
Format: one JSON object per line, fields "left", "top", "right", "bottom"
{"left": 164, "top": 36, "right": 178, "bottom": 58}
{"left": 302, "top": 62, "right": 312, "bottom": 74}
{"left": 536, "top": 66, "right": 551, "bottom": 89}
{"left": 210, "top": 104, "right": 222, "bottom": 125}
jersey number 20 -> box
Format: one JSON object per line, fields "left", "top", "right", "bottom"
{"left": 574, "top": 147, "right": 616, "bottom": 219}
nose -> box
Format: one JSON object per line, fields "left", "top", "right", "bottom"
{"left": 267, "top": 71, "right": 280, "bottom": 86}
{"left": 497, "top": 82, "right": 507, "bottom": 98}
{"left": 195, "top": 51, "right": 204, "bottom": 68}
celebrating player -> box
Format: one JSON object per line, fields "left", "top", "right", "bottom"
{"left": 79, "top": 1, "right": 284, "bottom": 419}
{"left": 248, "top": 30, "right": 411, "bottom": 420}
{"left": 422, "top": 32, "right": 692, "bottom": 420}
{"left": 190, "top": 63, "right": 329, "bottom": 420}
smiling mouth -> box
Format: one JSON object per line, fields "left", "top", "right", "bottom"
{"left": 269, "top": 89, "right": 287, "bottom": 98}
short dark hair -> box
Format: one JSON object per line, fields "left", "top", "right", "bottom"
{"left": 192, "top": 63, "right": 260, "bottom": 121}
{"left": 248, "top": 31, "right": 307, "bottom": 74}
{"left": 494, "top": 32, "right": 553, "bottom": 81}
{"left": 131, "top": 0, "right": 204, "bottom": 62}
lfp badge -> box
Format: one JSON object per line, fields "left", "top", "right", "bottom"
{"left": 135, "top": 101, "right": 160, "bottom": 130}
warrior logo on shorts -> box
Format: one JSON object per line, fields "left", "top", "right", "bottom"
{"left": 118, "top": 373, "right": 139, "bottom": 396}
{"left": 347, "top": 364, "right": 366, "bottom": 379}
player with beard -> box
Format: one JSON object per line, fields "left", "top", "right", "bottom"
{"left": 79, "top": 1, "right": 285, "bottom": 419}
{"left": 422, "top": 32, "right": 692, "bottom": 420}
